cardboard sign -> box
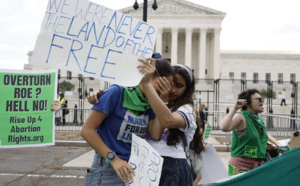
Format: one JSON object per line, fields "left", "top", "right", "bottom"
{"left": 128, "top": 134, "right": 163, "bottom": 186}
{"left": 0, "top": 69, "right": 57, "bottom": 148}
{"left": 31, "top": 0, "right": 157, "bottom": 86}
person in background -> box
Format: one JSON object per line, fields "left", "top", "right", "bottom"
{"left": 220, "top": 89, "right": 268, "bottom": 176}
{"left": 280, "top": 88, "right": 287, "bottom": 106}
{"left": 81, "top": 58, "right": 174, "bottom": 186}
{"left": 199, "top": 103, "right": 208, "bottom": 132}
{"left": 192, "top": 92, "right": 198, "bottom": 108}
{"left": 59, "top": 93, "right": 68, "bottom": 125}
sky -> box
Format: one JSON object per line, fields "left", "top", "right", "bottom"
{"left": 0, "top": 0, "right": 300, "bottom": 70}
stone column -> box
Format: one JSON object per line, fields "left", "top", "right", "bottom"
{"left": 199, "top": 28, "right": 207, "bottom": 79}
{"left": 171, "top": 27, "right": 178, "bottom": 65}
{"left": 213, "top": 28, "right": 221, "bottom": 79}
{"left": 155, "top": 28, "right": 163, "bottom": 54}
{"left": 185, "top": 27, "right": 193, "bottom": 68}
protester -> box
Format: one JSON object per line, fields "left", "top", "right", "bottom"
{"left": 138, "top": 58, "right": 204, "bottom": 186}
{"left": 87, "top": 58, "right": 205, "bottom": 185}
{"left": 280, "top": 88, "right": 287, "bottom": 106}
{"left": 220, "top": 89, "right": 268, "bottom": 176}
{"left": 59, "top": 93, "right": 68, "bottom": 125}
{"left": 80, "top": 58, "right": 173, "bottom": 185}
{"left": 192, "top": 92, "right": 198, "bottom": 108}
{"left": 199, "top": 103, "right": 208, "bottom": 131}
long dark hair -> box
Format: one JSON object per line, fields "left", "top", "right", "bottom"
{"left": 190, "top": 110, "right": 205, "bottom": 153}
{"left": 166, "top": 65, "right": 195, "bottom": 147}
{"left": 153, "top": 58, "right": 173, "bottom": 78}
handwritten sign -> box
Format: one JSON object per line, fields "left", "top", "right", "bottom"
{"left": 203, "top": 124, "right": 212, "bottom": 141}
{"left": 0, "top": 69, "right": 57, "bottom": 148}
{"left": 31, "top": 0, "right": 157, "bottom": 86}
{"left": 128, "top": 134, "right": 163, "bottom": 186}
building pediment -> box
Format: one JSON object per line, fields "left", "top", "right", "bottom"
{"left": 120, "top": 0, "right": 226, "bottom": 16}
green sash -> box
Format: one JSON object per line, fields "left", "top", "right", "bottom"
{"left": 123, "top": 86, "right": 149, "bottom": 116}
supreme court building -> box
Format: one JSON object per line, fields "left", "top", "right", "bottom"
{"left": 28, "top": 0, "right": 300, "bottom": 113}
{"left": 121, "top": 0, "right": 225, "bottom": 80}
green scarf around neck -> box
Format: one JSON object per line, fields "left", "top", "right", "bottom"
{"left": 123, "top": 86, "right": 149, "bottom": 116}
{"left": 244, "top": 110, "right": 261, "bottom": 124}
{"left": 244, "top": 110, "right": 265, "bottom": 139}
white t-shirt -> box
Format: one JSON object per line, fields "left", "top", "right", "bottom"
{"left": 282, "top": 91, "right": 286, "bottom": 99}
{"left": 147, "top": 104, "right": 197, "bottom": 159}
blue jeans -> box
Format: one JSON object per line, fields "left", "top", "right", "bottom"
{"left": 85, "top": 153, "right": 126, "bottom": 186}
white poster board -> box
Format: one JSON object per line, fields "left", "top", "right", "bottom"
{"left": 32, "top": 0, "right": 157, "bottom": 86}
{"left": 128, "top": 134, "right": 164, "bottom": 186}
{"left": 198, "top": 145, "right": 229, "bottom": 185}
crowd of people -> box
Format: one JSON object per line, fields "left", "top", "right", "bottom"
{"left": 50, "top": 53, "right": 274, "bottom": 186}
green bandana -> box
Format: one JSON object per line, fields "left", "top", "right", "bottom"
{"left": 244, "top": 110, "right": 264, "bottom": 139}
{"left": 123, "top": 86, "right": 149, "bottom": 116}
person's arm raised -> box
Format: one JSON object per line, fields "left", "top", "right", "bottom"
{"left": 220, "top": 99, "right": 246, "bottom": 132}
{"left": 138, "top": 58, "right": 186, "bottom": 129}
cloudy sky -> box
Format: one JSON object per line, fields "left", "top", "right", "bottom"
{"left": 1, "top": 0, "right": 300, "bottom": 70}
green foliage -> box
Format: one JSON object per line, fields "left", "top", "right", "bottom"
{"left": 260, "top": 88, "right": 276, "bottom": 99}
{"left": 58, "top": 81, "right": 75, "bottom": 92}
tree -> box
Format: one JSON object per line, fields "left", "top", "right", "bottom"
{"left": 260, "top": 88, "right": 276, "bottom": 99}
{"left": 58, "top": 81, "right": 75, "bottom": 93}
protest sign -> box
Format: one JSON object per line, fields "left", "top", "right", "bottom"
{"left": 203, "top": 124, "right": 212, "bottom": 141}
{"left": 31, "top": 0, "right": 157, "bottom": 86}
{"left": 128, "top": 134, "right": 163, "bottom": 186}
{"left": 198, "top": 145, "right": 229, "bottom": 185}
{"left": 0, "top": 69, "right": 57, "bottom": 148}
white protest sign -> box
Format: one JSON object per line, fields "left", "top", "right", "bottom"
{"left": 32, "top": 0, "right": 157, "bottom": 86}
{"left": 198, "top": 145, "right": 229, "bottom": 185}
{"left": 128, "top": 134, "right": 164, "bottom": 186}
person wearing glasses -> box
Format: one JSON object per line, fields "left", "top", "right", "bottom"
{"left": 220, "top": 89, "right": 268, "bottom": 176}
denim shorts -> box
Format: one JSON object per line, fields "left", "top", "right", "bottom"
{"left": 85, "top": 153, "right": 126, "bottom": 186}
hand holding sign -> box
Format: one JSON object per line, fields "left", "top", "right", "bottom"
{"left": 31, "top": 0, "right": 157, "bottom": 86}
{"left": 128, "top": 134, "right": 163, "bottom": 186}
{"left": 110, "top": 156, "right": 135, "bottom": 184}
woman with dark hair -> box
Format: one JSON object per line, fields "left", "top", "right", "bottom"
{"left": 220, "top": 89, "right": 268, "bottom": 176}
{"left": 138, "top": 59, "right": 204, "bottom": 186}
{"left": 81, "top": 58, "right": 173, "bottom": 186}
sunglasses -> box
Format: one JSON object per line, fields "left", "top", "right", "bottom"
{"left": 253, "top": 97, "right": 264, "bottom": 102}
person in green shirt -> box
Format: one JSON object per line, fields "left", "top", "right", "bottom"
{"left": 220, "top": 89, "right": 268, "bottom": 176}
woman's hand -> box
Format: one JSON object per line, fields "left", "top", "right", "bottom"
{"left": 110, "top": 157, "right": 135, "bottom": 184}
{"left": 138, "top": 58, "right": 156, "bottom": 85}
{"left": 234, "top": 99, "right": 247, "bottom": 110}
{"left": 87, "top": 89, "right": 104, "bottom": 104}
{"left": 50, "top": 100, "right": 61, "bottom": 112}
{"left": 156, "top": 77, "right": 172, "bottom": 103}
